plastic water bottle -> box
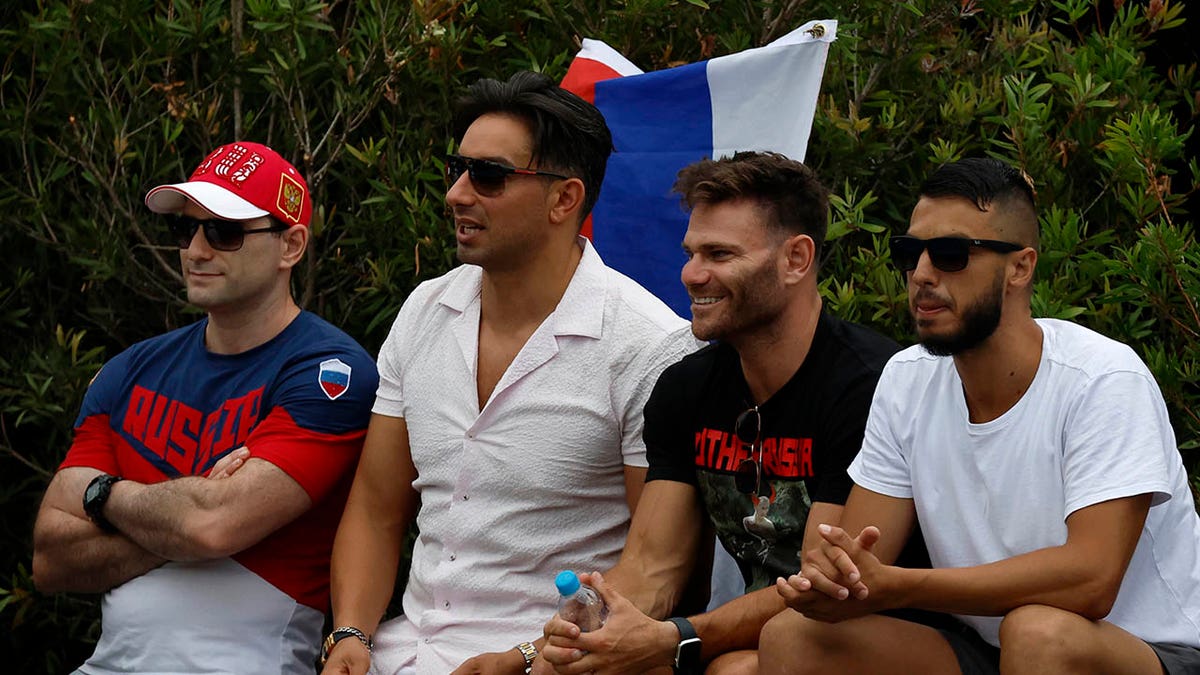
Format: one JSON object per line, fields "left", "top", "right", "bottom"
{"left": 555, "top": 570, "right": 608, "bottom": 632}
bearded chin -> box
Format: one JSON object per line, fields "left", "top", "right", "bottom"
{"left": 916, "top": 276, "right": 1005, "bottom": 357}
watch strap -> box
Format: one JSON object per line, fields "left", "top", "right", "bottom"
{"left": 515, "top": 641, "right": 538, "bottom": 674}
{"left": 667, "top": 616, "right": 702, "bottom": 674}
{"left": 83, "top": 474, "right": 124, "bottom": 533}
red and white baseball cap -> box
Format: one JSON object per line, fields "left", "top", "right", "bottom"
{"left": 145, "top": 141, "right": 312, "bottom": 227}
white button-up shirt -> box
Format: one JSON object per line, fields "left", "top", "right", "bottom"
{"left": 370, "top": 238, "right": 700, "bottom": 674}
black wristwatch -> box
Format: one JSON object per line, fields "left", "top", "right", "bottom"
{"left": 667, "top": 616, "right": 702, "bottom": 674}
{"left": 83, "top": 474, "right": 124, "bottom": 533}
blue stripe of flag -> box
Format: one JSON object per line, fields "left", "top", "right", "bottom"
{"left": 592, "top": 62, "right": 713, "bottom": 317}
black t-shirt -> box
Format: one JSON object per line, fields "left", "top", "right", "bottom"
{"left": 645, "top": 311, "right": 922, "bottom": 592}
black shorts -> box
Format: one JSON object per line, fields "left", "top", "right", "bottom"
{"left": 1151, "top": 642, "right": 1200, "bottom": 675}
{"left": 937, "top": 621, "right": 1000, "bottom": 675}
{"left": 938, "top": 622, "right": 1200, "bottom": 675}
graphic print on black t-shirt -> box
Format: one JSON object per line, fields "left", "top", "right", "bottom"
{"left": 645, "top": 312, "right": 903, "bottom": 593}
{"left": 692, "top": 425, "right": 817, "bottom": 589}
{"left": 698, "top": 467, "right": 814, "bottom": 591}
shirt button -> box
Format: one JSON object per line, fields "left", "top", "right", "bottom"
{"left": 444, "top": 601, "right": 451, "bottom": 609}
{"left": 462, "top": 494, "right": 469, "bottom": 501}
{"left": 449, "top": 554, "right": 456, "bottom": 561}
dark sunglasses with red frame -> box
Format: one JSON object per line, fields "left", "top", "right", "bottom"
{"left": 445, "top": 154, "right": 569, "bottom": 197}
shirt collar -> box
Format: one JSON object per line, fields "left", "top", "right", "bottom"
{"left": 437, "top": 236, "right": 608, "bottom": 339}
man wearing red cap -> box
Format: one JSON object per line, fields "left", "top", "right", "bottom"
{"left": 32, "top": 142, "right": 378, "bottom": 675}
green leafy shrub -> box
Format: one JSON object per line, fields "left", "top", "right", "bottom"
{"left": 1, "top": 0, "right": 1195, "bottom": 668}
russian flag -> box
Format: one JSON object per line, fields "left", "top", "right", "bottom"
{"left": 318, "top": 358, "right": 352, "bottom": 401}
{"left": 562, "top": 20, "right": 837, "bottom": 317}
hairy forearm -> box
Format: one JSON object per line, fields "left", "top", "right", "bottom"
{"left": 101, "top": 456, "right": 312, "bottom": 561}
{"left": 691, "top": 586, "right": 786, "bottom": 657}
{"left": 32, "top": 507, "right": 165, "bottom": 593}
{"left": 104, "top": 477, "right": 226, "bottom": 560}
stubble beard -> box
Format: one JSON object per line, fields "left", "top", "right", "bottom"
{"left": 692, "top": 257, "right": 787, "bottom": 343}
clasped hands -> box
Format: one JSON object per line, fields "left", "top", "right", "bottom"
{"left": 775, "top": 523, "right": 894, "bottom": 623}
{"left": 539, "top": 571, "right": 678, "bottom": 675}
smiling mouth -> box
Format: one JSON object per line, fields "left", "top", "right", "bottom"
{"left": 691, "top": 296, "right": 722, "bottom": 306}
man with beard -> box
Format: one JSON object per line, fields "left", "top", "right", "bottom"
{"left": 761, "top": 157, "right": 1200, "bottom": 675}
{"left": 542, "top": 151, "right": 946, "bottom": 674}
{"left": 319, "top": 72, "right": 700, "bottom": 675}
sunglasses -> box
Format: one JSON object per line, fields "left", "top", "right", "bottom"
{"left": 889, "top": 235, "right": 1024, "bottom": 273}
{"left": 168, "top": 215, "right": 289, "bottom": 252}
{"left": 733, "top": 406, "right": 765, "bottom": 496}
{"left": 445, "top": 154, "right": 569, "bottom": 197}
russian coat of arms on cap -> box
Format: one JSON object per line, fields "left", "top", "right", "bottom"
{"left": 318, "top": 358, "right": 352, "bottom": 400}
{"left": 278, "top": 173, "right": 306, "bottom": 223}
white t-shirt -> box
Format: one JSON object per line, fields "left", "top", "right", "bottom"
{"left": 369, "top": 238, "right": 701, "bottom": 674}
{"left": 850, "top": 318, "right": 1200, "bottom": 647}
{"left": 78, "top": 559, "right": 323, "bottom": 675}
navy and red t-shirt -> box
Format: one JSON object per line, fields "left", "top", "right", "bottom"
{"left": 61, "top": 310, "right": 377, "bottom": 611}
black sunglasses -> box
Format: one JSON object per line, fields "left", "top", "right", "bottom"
{"left": 168, "top": 215, "right": 288, "bottom": 252}
{"left": 733, "top": 406, "right": 765, "bottom": 496}
{"left": 890, "top": 235, "right": 1024, "bottom": 273}
{"left": 445, "top": 154, "right": 569, "bottom": 197}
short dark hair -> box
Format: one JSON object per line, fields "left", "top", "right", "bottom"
{"left": 453, "top": 71, "right": 613, "bottom": 220}
{"left": 673, "top": 151, "right": 830, "bottom": 257}
{"left": 920, "top": 157, "right": 1037, "bottom": 215}
{"left": 920, "top": 157, "right": 1039, "bottom": 248}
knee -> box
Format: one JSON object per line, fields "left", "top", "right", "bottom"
{"left": 758, "top": 611, "right": 837, "bottom": 675}
{"left": 999, "top": 604, "right": 1093, "bottom": 668}
{"left": 705, "top": 650, "right": 756, "bottom": 675}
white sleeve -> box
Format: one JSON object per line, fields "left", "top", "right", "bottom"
{"left": 615, "top": 327, "right": 702, "bottom": 468}
{"left": 1061, "top": 368, "right": 1174, "bottom": 515}
{"left": 371, "top": 297, "right": 421, "bottom": 418}
{"left": 848, "top": 358, "right": 915, "bottom": 499}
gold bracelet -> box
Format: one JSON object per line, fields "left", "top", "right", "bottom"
{"left": 320, "top": 626, "right": 372, "bottom": 666}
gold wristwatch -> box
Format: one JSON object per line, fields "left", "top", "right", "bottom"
{"left": 515, "top": 641, "right": 538, "bottom": 674}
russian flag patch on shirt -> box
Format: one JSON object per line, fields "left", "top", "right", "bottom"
{"left": 318, "top": 358, "right": 352, "bottom": 400}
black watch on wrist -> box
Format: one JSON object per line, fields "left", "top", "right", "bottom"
{"left": 667, "top": 616, "right": 702, "bottom": 674}
{"left": 83, "top": 474, "right": 124, "bottom": 533}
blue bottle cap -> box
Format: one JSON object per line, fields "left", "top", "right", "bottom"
{"left": 555, "top": 570, "right": 581, "bottom": 596}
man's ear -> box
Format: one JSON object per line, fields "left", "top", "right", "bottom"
{"left": 1008, "top": 246, "right": 1037, "bottom": 292}
{"left": 279, "top": 225, "right": 308, "bottom": 270}
{"left": 782, "top": 233, "right": 817, "bottom": 285}
{"left": 547, "top": 178, "right": 586, "bottom": 227}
